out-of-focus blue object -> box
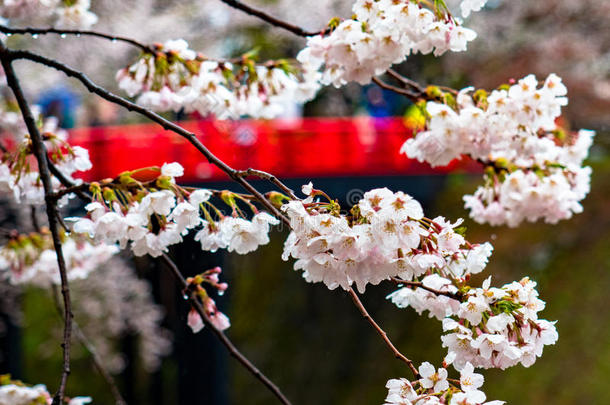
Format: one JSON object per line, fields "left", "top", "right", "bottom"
{"left": 363, "top": 84, "right": 409, "bottom": 117}
{"left": 36, "top": 86, "right": 80, "bottom": 129}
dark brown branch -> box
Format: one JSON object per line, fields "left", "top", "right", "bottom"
{"left": 7, "top": 48, "right": 291, "bottom": 224}
{"left": 50, "top": 182, "right": 90, "bottom": 202}
{"left": 51, "top": 286, "right": 127, "bottom": 405}
{"left": 347, "top": 288, "right": 420, "bottom": 379}
{"left": 39, "top": 171, "right": 291, "bottom": 403}
{"left": 0, "top": 24, "right": 155, "bottom": 53}
{"left": 47, "top": 158, "right": 91, "bottom": 201}
{"left": 386, "top": 68, "right": 426, "bottom": 94}
{"left": 372, "top": 77, "right": 421, "bottom": 102}
{"left": 160, "top": 253, "right": 292, "bottom": 405}
{"left": 235, "top": 168, "right": 297, "bottom": 200}
{"left": 390, "top": 277, "right": 462, "bottom": 301}
{"left": 30, "top": 205, "right": 40, "bottom": 232}
{"left": 218, "top": 0, "right": 326, "bottom": 37}
{"left": 0, "top": 42, "right": 73, "bottom": 405}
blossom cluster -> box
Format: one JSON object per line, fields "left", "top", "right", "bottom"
{"left": 0, "top": 0, "right": 97, "bottom": 29}
{"left": 71, "top": 162, "right": 279, "bottom": 257}
{"left": 384, "top": 362, "right": 503, "bottom": 405}
{"left": 0, "top": 122, "right": 92, "bottom": 205}
{"left": 402, "top": 74, "right": 595, "bottom": 226}
{"left": 297, "top": 0, "right": 485, "bottom": 87}
{"left": 0, "top": 375, "right": 90, "bottom": 405}
{"left": 0, "top": 229, "right": 118, "bottom": 287}
{"left": 281, "top": 185, "right": 493, "bottom": 293}
{"left": 116, "top": 39, "right": 321, "bottom": 119}
{"left": 186, "top": 266, "right": 231, "bottom": 332}
{"left": 389, "top": 275, "right": 558, "bottom": 370}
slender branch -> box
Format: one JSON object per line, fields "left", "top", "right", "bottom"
{"left": 7, "top": 48, "right": 291, "bottom": 224}
{"left": 234, "top": 168, "right": 298, "bottom": 200}
{"left": 160, "top": 253, "right": 292, "bottom": 405}
{"left": 41, "top": 171, "right": 290, "bottom": 403}
{"left": 390, "top": 277, "right": 462, "bottom": 301}
{"left": 0, "top": 42, "right": 73, "bottom": 405}
{"left": 0, "top": 24, "right": 155, "bottom": 53}
{"left": 51, "top": 286, "right": 127, "bottom": 405}
{"left": 47, "top": 158, "right": 91, "bottom": 201}
{"left": 386, "top": 68, "right": 426, "bottom": 94}
{"left": 30, "top": 205, "right": 40, "bottom": 232}
{"left": 347, "top": 288, "right": 420, "bottom": 379}
{"left": 217, "top": 0, "right": 326, "bottom": 37}
{"left": 50, "top": 182, "right": 90, "bottom": 201}
{"left": 372, "top": 77, "right": 421, "bottom": 102}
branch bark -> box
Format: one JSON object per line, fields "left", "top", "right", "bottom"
{"left": 347, "top": 288, "right": 421, "bottom": 379}
{"left": 51, "top": 286, "right": 127, "bottom": 405}
{"left": 217, "top": 0, "right": 326, "bottom": 37}
{"left": 390, "top": 277, "right": 462, "bottom": 301}
{"left": 0, "top": 24, "right": 155, "bottom": 53}
{"left": 0, "top": 43, "right": 73, "bottom": 405}
{"left": 160, "top": 253, "right": 292, "bottom": 405}
{"left": 7, "top": 48, "right": 291, "bottom": 224}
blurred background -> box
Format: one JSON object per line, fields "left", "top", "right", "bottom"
{"left": 0, "top": 0, "right": 609, "bottom": 404}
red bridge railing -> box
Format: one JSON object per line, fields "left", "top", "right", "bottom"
{"left": 68, "top": 117, "right": 479, "bottom": 182}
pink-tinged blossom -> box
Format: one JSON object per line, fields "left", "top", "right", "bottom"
{"left": 187, "top": 308, "right": 204, "bottom": 333}
{"left": 283, "top": 186, "right": 487, "bottom": 293}
{"left": 116, "top": 39, "right": 321, "bottom": 119}
{"left": 298, "top": 0, "right": 481, "bottom": 87}
{"left": 403, "top": 74, "right": 594, "bottom": 226}
{"left": 384, "top": 360, "right": 503, "bottom": 404}
{"left": 419, "top": 362, "right": 449, "bottom": 392}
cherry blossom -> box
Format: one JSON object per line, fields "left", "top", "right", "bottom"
{"left": 282, "top": 185, "right": 493, "bottom": 293}
{"left": 0, "top": 0, "right": 97, "bottom": 28}
{"left": 0, "top": 377, "right": 91, "bottom": 405}
{"left": 116, "top": 39, "right": 321, "bottom": 119}
{"left": 297, "top": 0, "right": 482, "bottom": 87}
{"left": 384, "top": 361, "right": 503, "bottom": 405}
{"left": 403, "top": 74, "right": 594, "bottom": 226}
{"left": 70, "top": 163, "right": 279, "bottom": 258}
{"left": 0, "top": 230, "right": 118, "bottom": 287}
{"left": 0, "top": 121, "right": 92, "bottom": 205}
{"left": 186, "top": 266, "right": 231, "bottom": 332}
{"left": 390, "top": 275, "right": 558, "bottom": 370}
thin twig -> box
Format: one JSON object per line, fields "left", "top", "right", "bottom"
{"left": 372, "top": 77, "right": 421, "bottom": 102}
{"left": 160, "top": 253, "right": 292, "bottom": 405}
{"left": 50, "top": 182, "right": 90, "bottom": 201}
{"left": 47, "top": 158, "right": 91, "bottom": 201}
{"left": 51, "top": 286, "right": 127, "bottom": 405}
{"left": 390, "top": 277, "right": 462, "bottom": 301}
{"left": 347, "top": 288, "right": 420, "bottom": 379}
{"left": 218, "top": 0, "right": 326, "bottom": 37}
{"left": 0, "top": 24, "right": 155, "bottom": 53}
{"left": 7, "top": 48, "right": 291, "bottom": 224}
{"left": 30, "top": 205, "right": 40, "bottom": 232}
{"left": 234, "top": 168, "right": 298, "bottom": 200}
{"left": 386, "top": 68, "right": 426, "bottom": 94}
{"left": 0, "top": 42, "right": 73, "bottom": 405}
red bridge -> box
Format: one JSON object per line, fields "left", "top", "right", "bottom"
{"left": 68, "top": 117, "right": 479, "bottom": 182}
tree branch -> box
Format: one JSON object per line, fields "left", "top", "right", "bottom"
{"left": 372, "top": 77, "right": 422, "bottom": 102}
{"left": 6, "top": 48, "right": 291, "bottom": 224}
{"left": 0, "top": 42, "right": 73, "bottom": 405}
{"left": 0, "top": 24, "right": 155, "bottom": 53}
{"left": 51, "top": 286, "right": 127, "bottom": 405}
{"left": 390, "top": 277, "right": 462, "bottom": 301}
{"left": 234, "top": 168, "right": 298, "bottom": 200}
{"left": 386, "top": 68, "right": 426, "bottom": 94}
{"left": 160, "top": 253, "right": 292, "bottom": 405}
{"left": 347, "top": 288, "right": 421, "bottom": 379}
{"left": 217, "top": 0, "right": 326, "bottom": 37}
